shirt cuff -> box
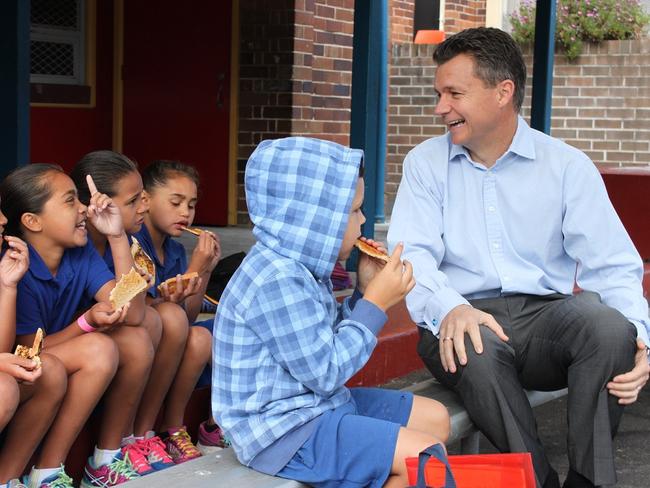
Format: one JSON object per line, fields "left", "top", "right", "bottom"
{"left": 424, "top": 287, "right": 469, "bottom": 336}
{"left": 349, "top": 298, "right": 387, "bottom": 336}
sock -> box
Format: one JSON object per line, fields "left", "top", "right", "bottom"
{"left": 93, "top": 446, "right": 121, "bottom": 467}
{"left": 28, "top": 466, "right": 62, "bottom": 488}
{"left": 143, "top": 430, "right": 155, "bottom": 440}
{"left": 121, "top": 434, "right": 135, "bottom": 447}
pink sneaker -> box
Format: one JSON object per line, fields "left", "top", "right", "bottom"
{"left": 80, "top": 451, "right": 140, "bottom": 487}
{"left": 137, "top": 436, "right": 175, "bottom": 470}
{"left": 197, "top": 420, "right": 231, "bottom": 454}
{"left": 120, "top": 442, "right": 154, "bottom": 476}
{"left": 165, "top": 426, "right": 202, "bottom": 464}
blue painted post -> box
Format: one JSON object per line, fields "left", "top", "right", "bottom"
{"left": 530, "top": 0, "right": 557, "bottom": 134}
{"left": 349, "top": 0, "right": 387, "bottom": 270}
{"left": 374, "top": 0, "right": 387, "bottom": 224}
{"left": 0, "top": 0, "right": 30, "bottom": 177}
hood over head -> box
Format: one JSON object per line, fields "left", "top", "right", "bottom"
{"left": 245, "top": 137, "right": 363, "bottom": 280}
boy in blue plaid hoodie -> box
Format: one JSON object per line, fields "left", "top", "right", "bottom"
{"left": 213, "top": 137, "right": 450, "bottom": 487}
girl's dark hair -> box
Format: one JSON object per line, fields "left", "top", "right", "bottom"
{"left": 434, "top": 27, "right": 527, "bottom": 112}
{"left": 0, "top": 163, "right": 64, "bottom": 238}
{"left": 71, "top": 150, "right": 139, "bottom": 205}
{"left": 141, "top": 160, "right": 200, "bottom": 192}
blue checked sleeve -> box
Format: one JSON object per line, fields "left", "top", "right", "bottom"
{"left": 249, "top": 276, "right": 381, "bottom": 396}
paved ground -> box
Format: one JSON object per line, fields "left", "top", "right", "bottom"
{"left": 182, "top": 225, "right": 650, "bottom": 487}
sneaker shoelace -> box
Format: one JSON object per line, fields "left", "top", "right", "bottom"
{"left": 171, "top": 429, "right": 201, "bottom": 458}
{"left": 144, "top": 436, "right": 173, "bottom": 463}
{"left": 107, "top": 452, "right": 140, "bottom": 484}
{"left": 43, "top": 468, "right": 74, "bottom": 488}
{"left": 122, "top": 442, "right": 151, "bottom": 473}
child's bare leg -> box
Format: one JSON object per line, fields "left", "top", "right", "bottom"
{"left": 38, "top": 334, "right": 119, "bottom": 467}
{"left": 99, "top": 325, "right": 155, "bottom": 449}
{"left": 0, "top": 354, "right": 67, "bottom": 481}
{"left": 0, "top": 371, "right": 19, "bottom": 432}
{"left": 161, "top": 325, "right": 211, "bottom": 430}
{"left": 406, "top": 395, "right": 451, "bottom": 441}
{"left": 385, "top": 427, "right": 444, "bottom": 488}
{"left": 134, "top": 303, "right": 188, "bottom": 435}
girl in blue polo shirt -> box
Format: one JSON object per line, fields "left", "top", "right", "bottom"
{"left": 71, "top": 150, "right": 188, "bottom": 474}
{"left": 0, "top": 207, "right": 67, "bottom": 488}
{"left": 0, "top": 164, "right": 153, "bottom": 487}
{"left": 134, "top": 160, "right": 226, "bottom": 462}
{"left": 214, "top": 137, "right": 451, "bottom": 488}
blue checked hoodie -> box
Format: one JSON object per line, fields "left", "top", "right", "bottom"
{"left": 212, "top": 137, "right": 388, "bottom": 467}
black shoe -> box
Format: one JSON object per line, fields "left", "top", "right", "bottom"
{"left": 563, "top": 469, "right": 596, "bottom": 488}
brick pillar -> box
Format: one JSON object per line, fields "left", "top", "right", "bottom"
{"left": 443, "top": 0, "right": 486, "bottom": 34}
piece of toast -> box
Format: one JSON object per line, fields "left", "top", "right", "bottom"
{"left": 14, "top": 327, "right": 44, "bottom": 368}
{"left": 109, "top": 267, "right": 149, "bottom": 309}
{"left": 181, "top": 226, "right": 202, "bottom": 236}
{"left": 354, "top": 238, "right": 390, "bottom": 262}
{"left": 157, "top": 271, "right": 200, "bottom": 295}
{"left": 130, "top": 236, "right": 156, "bottom": 277}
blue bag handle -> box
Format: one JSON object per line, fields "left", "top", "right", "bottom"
{"left": 409, "top": 443, "right": 456, "bottom": 488}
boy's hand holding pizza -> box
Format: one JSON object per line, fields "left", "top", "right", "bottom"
{"left": 0, "top": 352, "right": 42, "bottom": 384}
{"left": 188, "top": 230, "right": 221, "bottom": 276}
{"left": 362, "top": 243, "right": 415, "bottom": 312}
{"left": 158, "top": 272, "right": 202, "bottom": 303}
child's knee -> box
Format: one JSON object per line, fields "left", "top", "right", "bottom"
{"left": 118, "top": 326, "right": 156, "bottom": 367}
{"left": 187, "top": 326, "right": 212, "bottom": 362}
{"left": 38, "top": 353, "right": 68, "bottom": 401}
{"left": 157, "top": 302, "right": 190, "bottom": 341}
{"left": 79, "top": 333, "right": 120, "bottom": 378}
{"left": 142, "top": 306, "right": 163, "bottom": 348}
{"left": 0, "top": 372, "right": 20, "bottom": 423}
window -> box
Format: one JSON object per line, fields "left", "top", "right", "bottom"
{"left": 30, "top": 0, "right": 93, "bottom": 105}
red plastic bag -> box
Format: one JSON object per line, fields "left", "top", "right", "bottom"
{"left": 406, "top": 445, "right": 536, "bottom": 488}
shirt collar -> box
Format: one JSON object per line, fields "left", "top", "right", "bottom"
{"left": 449, "top": 115, "right": 536, "bottom": 164}
{"left": 28, "top": 242, "right": 75, "bottom": 283}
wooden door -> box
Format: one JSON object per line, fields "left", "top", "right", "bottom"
{"left": 122, "top": 1, "right": 231, "bottom": 224}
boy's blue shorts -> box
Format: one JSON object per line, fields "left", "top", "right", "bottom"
{"left": 276, "top": 387, "right": 414, "bottom": 488}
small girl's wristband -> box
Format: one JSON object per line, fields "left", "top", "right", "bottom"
{"left": 77, "top": 313, "right": 96, "bottom": 333}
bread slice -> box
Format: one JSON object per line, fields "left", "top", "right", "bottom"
{"left": 14, "top": 327, "right": 44, "bottom": 368}
{"left": 355, "top": 238, "right": 390, "bottom": 262}
{"left": 109, "top": 267, "right": 149, "bottom": 309}
{"left": 130, "top": 236, "right": 156, "bottom": 277}
{"left": 157, "top": 271, "right": 200, "bottom": 295}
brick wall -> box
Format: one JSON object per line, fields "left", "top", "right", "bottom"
{"left": 443, "top": 0, "right": 486, "bottom": 33}
{"left": 390, "top": 0, "right": 414, "bottom": 43}
{"left": 237, "top": 0, "right": 354, "bottom": 224}
{"left": 385, "top": 38, "right": 650, "bottom": 216}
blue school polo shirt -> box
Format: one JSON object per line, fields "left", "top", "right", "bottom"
{"left": 132, "top": 224, "right": 188, "bottom": 298}
{"left": 16, "top": 242, "right": 115, "bottom": 336}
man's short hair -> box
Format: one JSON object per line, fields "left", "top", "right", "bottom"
{"left": 434, "top": 27, "right": 526, "bottom": 112}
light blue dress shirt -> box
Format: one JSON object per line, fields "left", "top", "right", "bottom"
{"left": 388, "top": 117, "right": 650, "bottom": 346}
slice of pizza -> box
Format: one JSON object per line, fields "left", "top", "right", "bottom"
{"left": 14, "top": 327, "right": 44, "bottom": 368}
{"left": 181, "top": 226, "right": 202, "bottom": 236}
{"left": 354, "top": 238, "right": 390, "bottom": 262}
{"left": 130, "top": 236, "right": 156, "bottom": 277}
{"left": 109, "top": 267, "right": 149, "bottom": 310}
{"left": 157, "top": 271, "right": 200, "bottom": 295}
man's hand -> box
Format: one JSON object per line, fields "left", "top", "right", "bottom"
{"left": 439, "top": 304, "right": 509, "bottom": 373}
{"left": 607, "top": 338, "right": 650, "bottom": 405}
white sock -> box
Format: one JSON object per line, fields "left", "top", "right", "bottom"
{"left": 93, "top": 446, "right": 121, "bottom": 467}
{"left": 121, "top": 434, "right": 135, "bottom": 447}
{"left": 28, "top": 466, "right": 61, "bottom": 488}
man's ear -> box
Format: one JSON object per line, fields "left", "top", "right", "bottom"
{"left": 496, "top": 79, "right": 515, "bottom": 108}
{"left": 21, "top": 212, "right": 42, "bottom": 233}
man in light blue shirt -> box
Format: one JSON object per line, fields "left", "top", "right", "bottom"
{"left": 388, "top": 28, "right": 650, "bottom": 488}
